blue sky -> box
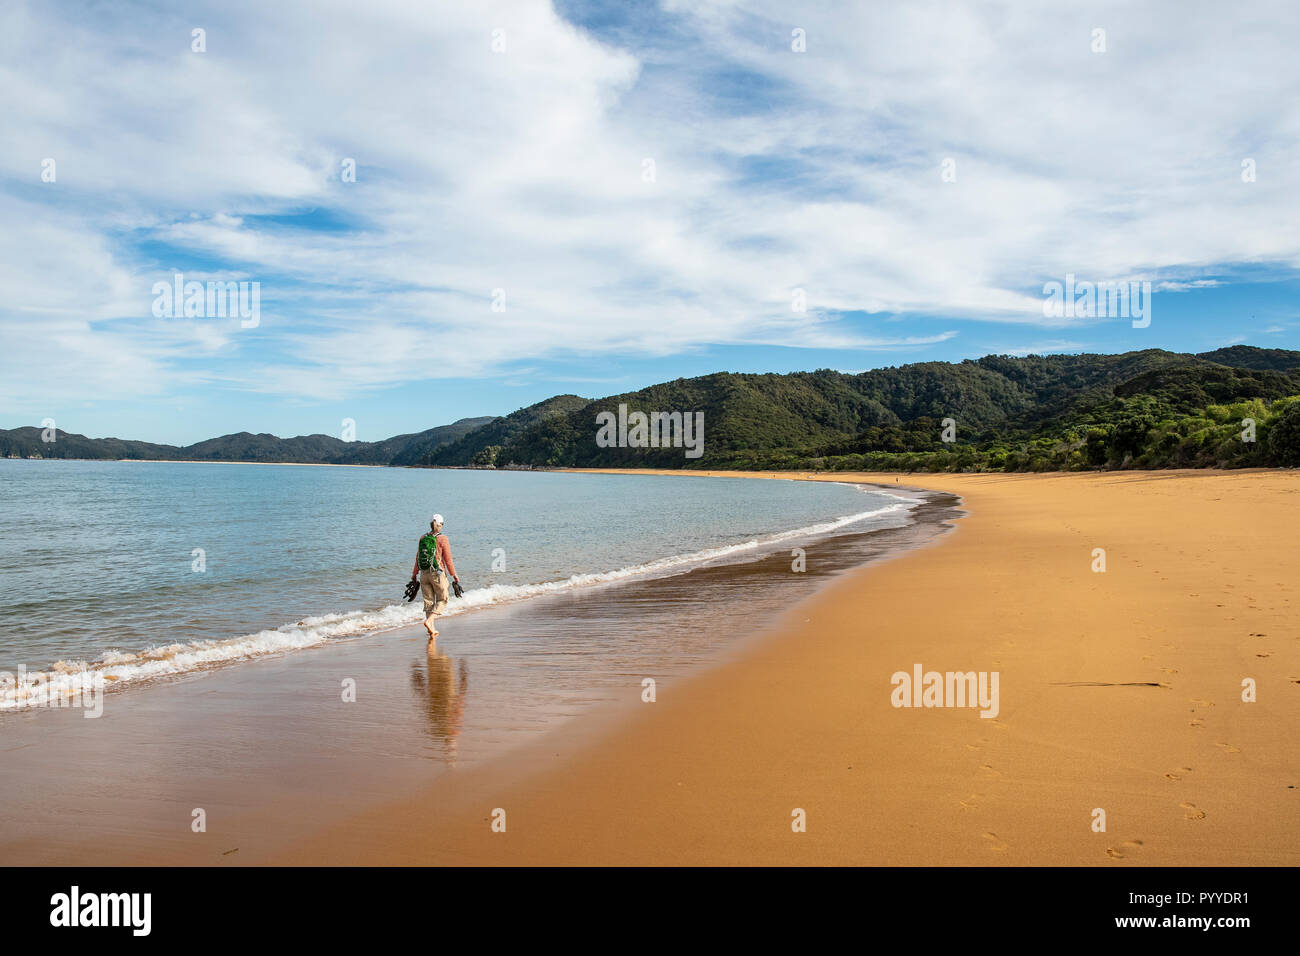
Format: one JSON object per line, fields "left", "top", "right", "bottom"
{"left": 2, "top": 0, "right": 1299, "bottom": 446}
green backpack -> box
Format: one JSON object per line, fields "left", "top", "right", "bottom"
{"left": 417, "top": 532, "right": 442, "bottom": 572}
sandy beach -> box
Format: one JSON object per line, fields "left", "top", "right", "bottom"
{"left": 271, "top": 468, "right": 1300, "bottom": 866}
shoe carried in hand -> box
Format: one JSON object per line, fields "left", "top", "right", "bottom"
{"left": 403, "top": 578, "right": 420, "bottom": 603}
{"left": 452, "top": 578, "right": 465, "bottom": 599}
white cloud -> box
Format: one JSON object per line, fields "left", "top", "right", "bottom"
{"left": 2, "top": 0, "right": 1299, "bottom": 410}
{"left": 1156, "top": 279, "right": 1221, "bottom": 292}
{"left": 992, "top": 341, "right": 1087, "bottom": 358}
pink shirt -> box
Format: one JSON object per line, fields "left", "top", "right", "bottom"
{"left": 435, "top": 535, "right": 457, "bottom": 579}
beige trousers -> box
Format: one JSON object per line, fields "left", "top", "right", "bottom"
{"left": 420, "top": 568, "right": 449, "bottom": 617}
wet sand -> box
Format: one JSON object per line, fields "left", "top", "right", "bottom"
{"left": 272, "top": 469, "right": 1300, "bottom": 865}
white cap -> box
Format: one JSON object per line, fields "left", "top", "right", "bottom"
{"left": 432, "top": 514, "right": 444, "bottom": 525}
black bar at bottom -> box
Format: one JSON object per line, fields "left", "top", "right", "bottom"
{"left": 2, "top": 865, "right": 1282, "bottom": 941}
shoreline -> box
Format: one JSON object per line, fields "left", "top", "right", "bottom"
{"left": 0, "top": 474, "right": 952, "bottom": 864}
{"left": 116, "top": 459, "right": 388, "bottom": 468}
{"left": 272, "top": 468, "right": 1300, "bottom": 865}
{"left": 0, "top": 475, "right": 931, "bottom": 705}
{"left": 2, "top": 457, "right": 389, "bottom": 468}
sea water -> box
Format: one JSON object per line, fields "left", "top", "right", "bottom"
{"left": 0, "top": 460, "right": 919, "bottom": 708}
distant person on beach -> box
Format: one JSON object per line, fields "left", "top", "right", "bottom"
{"left": 411, "top": 514, "right": 460, "bottom": 647}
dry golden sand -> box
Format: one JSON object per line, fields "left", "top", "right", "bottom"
{"left": 275, "top": 469, "right": 1300, "bottom": 865}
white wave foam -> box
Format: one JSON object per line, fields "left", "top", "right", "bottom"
{"left": 0, "top": 493, "right": 918, "bottom": 710}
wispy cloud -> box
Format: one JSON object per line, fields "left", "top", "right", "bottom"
{"left": 1156, "top": 279, "right": 1221, "bottom": 292}
{"left": 991, "top": 341, "right": 1087, "bottom": 358}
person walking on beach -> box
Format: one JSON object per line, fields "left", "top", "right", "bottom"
{"left": 411, "top": 514, "right": 460, "bottom": 648}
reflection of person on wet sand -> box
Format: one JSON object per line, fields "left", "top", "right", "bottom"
{"left": 409, "top": 654, "right": 468, "bottom": 760}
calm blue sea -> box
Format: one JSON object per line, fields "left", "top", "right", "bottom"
{"left": 0, "top": 461, "right": 918, "bottom": 707}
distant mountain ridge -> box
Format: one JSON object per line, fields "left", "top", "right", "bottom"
{"left": 0, "top": 417, "right": 495, "bottom": 464}
{"left": 4, "top": 346, "right": 1299, "bottom": 471}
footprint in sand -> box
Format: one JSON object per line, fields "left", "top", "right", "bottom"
{"left": 1189, "top": 698, "right": 1215, "bottom": 707}
{"left": 958, "top": 793, "right": 982, "bottom": 811}
{"left": 1165, "top": 767, "right": 1193, "bottom": 781}
{"left": 1216, "top": 743, "right": 1241, "bottom": 754}
{"left": 982, "top": 832, "right": 1008, "bottom": 851}
{"left": 1189, "top": 718, "right": 1205, "bottom": 728}
{"left": 1256, "top": 652, "right": 1271, "bottom": 658}
{"left": 1181, "top": 802, "right": 1207, "bottom": 820}
{"left": 1106, "top": 841, "right": 1144, "bottom": 860}
{"left": 980, "top": 764, "right": 1002, "bottom": 778}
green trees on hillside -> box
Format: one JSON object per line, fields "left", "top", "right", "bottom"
{"left": 786, "top": 393, "right": 1300, "bottom": 472}
{"left": 1266, "top": 400, "right": 1300, "bottom": 465}
{"left": 445, "top": 348, "right": 1300, "bottom": 473}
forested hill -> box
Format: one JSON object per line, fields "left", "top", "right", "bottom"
{"left": 6, "top": 347, "right": 1300, "bottom": 471}
{"left": 426, "top": 347, "right": 1300, "bottom": 471}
